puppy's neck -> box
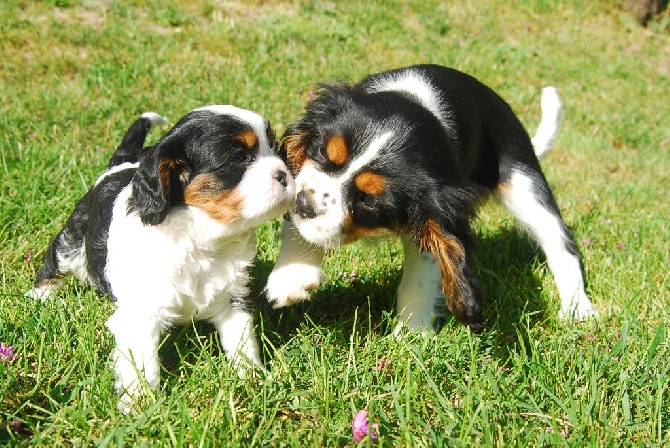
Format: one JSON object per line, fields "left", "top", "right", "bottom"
{"left": 161, "top": 206, "right": 255, "bottom": 251}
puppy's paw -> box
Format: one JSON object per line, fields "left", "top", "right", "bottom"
{"left": 559, "top": 292, "right": 597, "bottom": 321}
{"left": 24, "top": 279, "right": 63, "bottom": 301}
{"left": 392, "top": 320, "right": 435, "bottom": 340}
{"left": 234, "top": 360, "right": 267, "bottom": 380}
{"left": 114, "top": 383, "right": 147, "bottom": 414}
{"left": 265, "top": 263, "right": 323, "bottom": 308}
{"left": 116, "top": 394, "right": 136, "bottom": 414}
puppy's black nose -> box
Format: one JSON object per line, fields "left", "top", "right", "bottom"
{"left": 295, "top": 190, "right": 317, "bottom": 219}
{"left": 274, "top": 170, "right": 288, "bottom": 188}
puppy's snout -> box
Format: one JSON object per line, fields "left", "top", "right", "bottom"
{"left": 274, "top": 170, "right": 288, "bottom": 188}
{"left": 295, "top": 190, "right": 317, "bottom": 219}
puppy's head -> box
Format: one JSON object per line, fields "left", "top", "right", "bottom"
{"left": 130, "top": 105, "right": 294, "bottom": 228}
{"left": 282, "top": 83, "right": 480, "bottom": 322}
{"left": 283, "top": 84, "right": 476, "bottom": 245}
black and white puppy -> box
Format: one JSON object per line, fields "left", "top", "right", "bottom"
{"left": 266, "top": 64, "right": 595, "bottom": 333}
{"left": 27, "top": 106, "right": 295, "bottom": 410}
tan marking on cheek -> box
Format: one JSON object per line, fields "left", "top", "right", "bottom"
{"left": 495, "top": 181, "right": 512, "bottom": 196}
{"left": 283, "top": 132, "right": 309, "bottom": 173}
{"left": 342, "top": 214, "right": 394, "bottom": 244}
{"left": 237, "top": 129, "right": 258, "bottom": 149}
{"left": 183, "top": 174, "right": 243, "bottom": 223}
{"left": 326, "top": 135, "right": 348, "bottom": 166}
{"left": 354, "top": 171, "right": 386, "bottom": 196}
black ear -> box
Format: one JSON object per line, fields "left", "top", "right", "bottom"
{"left": 410, "top": 188, "right": 484, "bottom": 332}
{"left": 129, "top": 135, "right": 191, "bottom": 225}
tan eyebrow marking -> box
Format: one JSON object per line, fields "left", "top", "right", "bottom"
{"left": 326, "top": 135, "right": 348, "bottom": 166}
{"left": 354, "top": 171, "right": 386, "bottom": 196}
{"left": 237, "top": 129, "right": 258, "bottom": 149}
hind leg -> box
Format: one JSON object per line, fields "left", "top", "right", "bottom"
{"left": 26, "top": 228, "right": 87, "bottom": 300}
{"left": 497, "top": 167, "right": 595, "bottom": 320}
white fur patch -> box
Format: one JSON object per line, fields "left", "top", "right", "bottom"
{"left": 498, "top": 169, "right": 595, "bottom": 320}
{"left": 364, "top": 68, "right": 454, "bottom": 135}
{"left": 196, "top": 105, "right": 271, "bottom": 155}
{"left": 292, "top": 132, "right": 393, "bottom": 247}
{"left": 93, "top": 162, "right": 138, "bottom": 187}
{"left": 239, "top": 155, "right": 295, "bottom": 223}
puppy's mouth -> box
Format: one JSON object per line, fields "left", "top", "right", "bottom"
{"left": 289, "top": 188, "right": 346, "bottom": 248}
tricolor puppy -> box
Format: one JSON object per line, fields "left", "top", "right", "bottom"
{"left": 27, "top": 106, "right": 294, "bottom": 410}
{"left": 266, "top": 64, "right": 595, "bottom": 333}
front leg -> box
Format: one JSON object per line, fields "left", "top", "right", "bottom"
{"left": 212, "top": 304, "right": 264, "bottom": 377}
{"left": 265, "top": 218, "right": 325, "bottom": 307}
{"left": 106, "top": 310, "right": 163, "bottom": 412}
{"left": 407, "top": 219, "right": 484, "bottom": 333}
{"left": 394, "top": 237, "right": 443, "bottom": 336}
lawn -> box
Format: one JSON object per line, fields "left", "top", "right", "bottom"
{"left": 1, "top": 0, "right": 669, "bottom": 446}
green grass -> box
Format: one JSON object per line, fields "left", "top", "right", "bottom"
{"left": 1, "top": 0, "right": 669, "bottom": 445}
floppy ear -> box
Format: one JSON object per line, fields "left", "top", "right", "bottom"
{"left": 411, "top": 192, "right": 484, "bottom": 332}
{"left": 129, "top": 135, "right": 191, "bottom": 225}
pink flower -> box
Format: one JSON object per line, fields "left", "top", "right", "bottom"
{"left": 0, "top": 343, "right": 17, "bottom": 363}
{"left": 375, "top": 359, "right": 389, "bottom": 371}
{"left": 352, "top": 409, "right": 379, "bottom": 442}
{"left": 342, "top": 271, "right": 357, "bottom": 285}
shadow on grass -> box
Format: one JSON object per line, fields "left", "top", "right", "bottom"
{"left": 248, "top": 225, "right": 553, "bottom": 355}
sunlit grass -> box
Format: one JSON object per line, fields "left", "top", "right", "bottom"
{"left": 1, "top": 0, "right": 668, "bottom": 445}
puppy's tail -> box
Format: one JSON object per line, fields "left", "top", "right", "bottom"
{"left": 531, "top": 87, "right": 563, "bottom": 158}
{"left": 107, "top": 112, "right": 167, "bottom": 168}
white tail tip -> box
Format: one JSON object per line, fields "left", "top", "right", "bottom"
{"left": 141, "top": 112, "right": 167, "bottom": 126}
{"left": 531, "top": 86, "right": 563, "bottom": 158}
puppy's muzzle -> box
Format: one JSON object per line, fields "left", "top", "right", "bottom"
{"left": 295, "top": 189, "right": 318, "bottom": 219}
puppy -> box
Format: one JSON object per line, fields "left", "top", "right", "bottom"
{"left": 27, "top": 106, "right": 295, "bottom": 410}
{"left": 266, "top": 65, "right": 595, "bottom": 334}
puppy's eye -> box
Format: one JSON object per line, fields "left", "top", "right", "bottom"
{"left": 356, "top": 191, "right": 375, "bottom": 210}
{"left": 231, "top": 150, "right": 251, "bottom": 164}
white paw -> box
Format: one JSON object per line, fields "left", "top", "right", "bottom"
{"left": 24, "top": 279, "right": 63, "bottom": 301}
{"left": 392, "top": 314, "right": 435, "bottom": 340}
{"left": 265, "top": 263, "right": 324, "bottom": 308}
{"left": 234, "top": 359, "right": 267, "bottom": 380}
{"left": 114, "top": 381, "right": 147, "bottom": 414}
{"left": 559, "top": 292, "right": 597, "bottom": 321}
{"left": 116, "top": 394, "right": 135, "bottom": 414}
